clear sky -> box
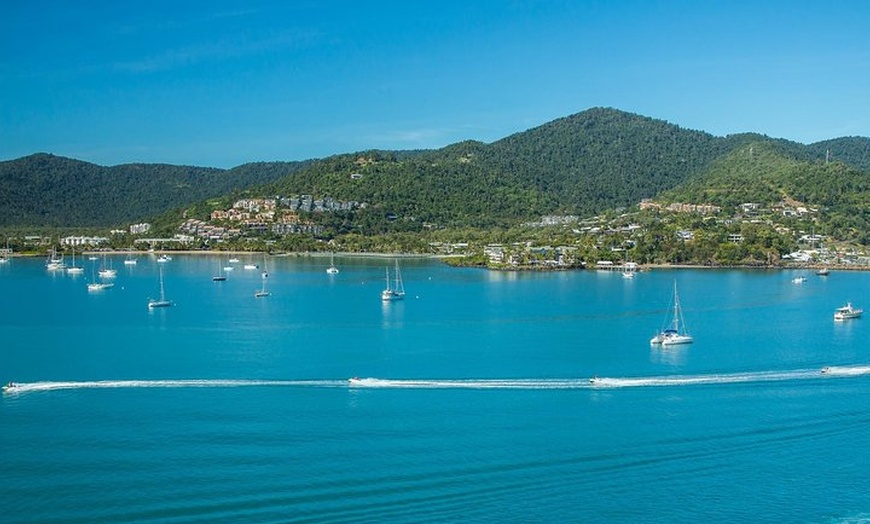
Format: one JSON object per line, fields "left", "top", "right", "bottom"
{"left": 2, "top": 1, "right": 869, "bottom": 168}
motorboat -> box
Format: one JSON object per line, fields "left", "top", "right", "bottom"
{"left": 820, "top": 367, "right": 831, "bottom": 375}
{"left": 2, "top": 381, "right": 19, "bottom": 392}
{"left": 833, "top": 302, "right": 862, "bottom": 321}
{"left": 792, "top": 276, "right": 807, "bottom": 284}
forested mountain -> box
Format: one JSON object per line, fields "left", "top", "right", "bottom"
{"left": 0, "top": 154, "right": 307, "bottom": 227}
{"left": 2, "top": 108, "right": 868, "bottom": 234}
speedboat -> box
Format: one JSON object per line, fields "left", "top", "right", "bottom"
{"left": 348, "top": 377, "right": 365, "bottom": 387}
{"left": 834, "top": 302, "right": 862, "bottom": 321}
{"left": 2, "top": 381, "right": 18, "bottom": 392}
{"left": 589, "top": 376, "right": 602, "bottom": 386}
{"left": 820, "top": 367, "right": 831, "bottom": 375}
{"left": 792, "top": 276, "right": 807, "bottom": 284}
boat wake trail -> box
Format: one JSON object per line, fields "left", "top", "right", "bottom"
{"left": 2, "top": 379, "right": 347, "bottom": 394}
{"left": 4, "top": 365, "right": 869, "bottom": 395}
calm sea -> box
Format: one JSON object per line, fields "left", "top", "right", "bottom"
{"left": 1, "top": 255, "right": 869, "bottom": 523}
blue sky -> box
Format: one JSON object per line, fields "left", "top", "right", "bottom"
{"left": 2, "top": 1, "right": 869, "bottom": 168}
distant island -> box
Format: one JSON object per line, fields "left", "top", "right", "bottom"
{"left": 1, "top": 107, "right": 868, "bottom": 269}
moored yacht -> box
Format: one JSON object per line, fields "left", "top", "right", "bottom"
{"left": 650, "top": 281, "right": 694, "bottom": 346}
{"left": 833, "top": 302, "right": 862, "bottom": 321}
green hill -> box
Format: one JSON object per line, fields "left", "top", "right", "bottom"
{"left": 0, "top": 153, "right": 308, "bottom": 227}
{"left": 1, "top": 108, "right": 868, "bottom": 241}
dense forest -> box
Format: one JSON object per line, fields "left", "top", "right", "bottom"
{"left": 1, "top": 108, "right": 868, "bottom": 247}
{"left": 0, "top": 154, "right": 309, "bottom": 227}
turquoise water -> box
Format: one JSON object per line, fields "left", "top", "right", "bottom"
{"left": 1, "top": 255, "right": 869, "bottom": 523}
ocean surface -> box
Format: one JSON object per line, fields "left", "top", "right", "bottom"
{"left": 1, "top": 254, "right": 869, "bottom": 523}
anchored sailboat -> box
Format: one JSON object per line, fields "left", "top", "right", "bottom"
{"left": 650, "top": 280, "right": 693, "bottom": 346}
{"left": 326, "top": 252, "right": 339, "bottom": 275}
{"left": 148, "top": 265, "right": 173, "bottom": 308}
{"left": 381, "top": 260, "right": 405, "bottom": 301}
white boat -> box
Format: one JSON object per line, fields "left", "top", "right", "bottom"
{"left": 228, "top": 257, "right": 240, "bottom": 263}
{"left": 157, "top": 254, "right": 172, "bottom": 263}
{"left": 124, "top": 252, "right": 138, "bottom": 265}
{"left": 792, "top": 276, "right": 807, "bottom": 284}
{"left": 650, "top": 281, "right": 694, "bottom": 346}
{"left": 833, "top": 302, "right": 862, "bottom": 321}
{"left": 2, "top": 381, "right": 19, "bottom": 393}
{"left": 255, "top": 256, "right": 270, "bottom": 297}
{"left": 46, "top": 247, "right": 65, "bottom": 271}
{"left": 66, "top": 248, "right": 84, "bottom": 274}
{"left": 148, "top": 266, "right": 173, "bottom": 308}
{"left": 98, "top": 255, "right": 116, "bottom": 278}
{"left": 816, "top": 267, "right": 829, "bottom": 276}
{"left": 87, "top": 281, "right": 114, "bottom": 291}
{"left": 381, "top": 260, "right": 405, "bottom": 301}
{"left": 326, "top": 252, "right": 339, "bottom": 275}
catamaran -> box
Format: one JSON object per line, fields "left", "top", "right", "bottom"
{"left": 381, "top": 260, "right": 405, "bottom": 301}
{"left": 650, "top": 281, "right": 694, "bottom": 346}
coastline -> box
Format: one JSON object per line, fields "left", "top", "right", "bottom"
{"left": 6, "top": 250, "right": 866, "bottom": 271}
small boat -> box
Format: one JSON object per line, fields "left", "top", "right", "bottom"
{"left": 820, "top": 367, "right": 831, "bottom": 375}
{"left": 348, "top": 377, "right": 367, "bottom": 387}
{"left": 326, "top": 252, "right": 339, "bottom": 275}
{"left": 254, "top": 256, "right": 270, "bottom": 297}
{"left": 228, "top": 257, "right": 240, "bottom": 263}
{"left": 124, "top": 253, "right": 138, "bottom": 265}
{"left": 650, "top": 281, "right": 694, "bottom": 346}
{"left": 2, "top": 381, "right": 19, "bottom": 393}
{"left": 833, "top": 302, "right": 862, "bottom": 321}
{"left": 213, "top": 260, "right": 227, "bottom": 281}
{"left": 816, "top": 268, "right": 830, "bottom": 276}
{"left": 46, "top": 247, "right": 65, "bottom": 271}
{"left": 148, "top": 266, "right": 173, "bottom": 308}
{"left": 66, "top": 248, "right": 84, "bottom": 274}
{"left": 589, "top": 376, "right": 602, "bottom": 386}
{"left": 792, "top": 276, "right": 807, "bottom": 284}
{"left": 381, "top": 260, "right": 405, "bottom": 301}
{"left": 157, "top": 254, "right": 172, "bottom": 263}
{"left": 87, "top": 282, "right": 114, "bottom": 291}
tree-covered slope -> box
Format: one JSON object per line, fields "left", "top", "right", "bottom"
{"left": 0, "top": 153, "right": 306, "bottom": 227}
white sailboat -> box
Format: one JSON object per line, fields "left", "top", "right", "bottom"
{"left": 124, "top": 251, "right": 138, "bottom": 265}
{"left": 381, "top": 260, "right": 405, "bottom": 301}
{"left": 87, "top": 260, "right": 113, "bottom": 291}
{"left": 650, "top": 281, "right": 693, "bottom": 346}
{"left": 255, "top": 255, "right": 270, "bottom": 297}
{"left": 66, "top": 247, "right": 84, "bottom": 274}
{"left": 148, "top": 265, "right": 173, "bottom": 308}
{"left": 326, "top": 252, "right": 339, "bottom": 274}
{"left": 98, "top": 254, "right": 116, "bottom": 278}
{"left": 46, "top": 247, "right": 65, "bottom": 271}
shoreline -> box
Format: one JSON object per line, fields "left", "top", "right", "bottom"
{"left": 5, "top": 250, "right": 866, "bottom": 271}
